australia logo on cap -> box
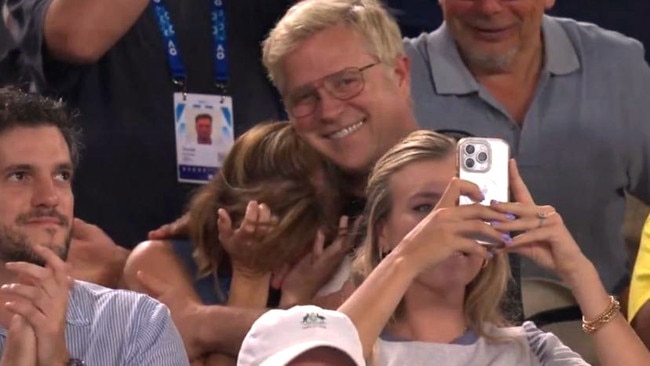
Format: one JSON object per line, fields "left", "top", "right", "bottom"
{"left": 301, "top": 313, "right": 327, "bottom": 329}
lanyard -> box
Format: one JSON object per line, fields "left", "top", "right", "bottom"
{"left": 151, "top": 0, "right": 229, "bottom": 93}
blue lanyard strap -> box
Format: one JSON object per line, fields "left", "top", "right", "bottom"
{"left": 152, "top": 0, "right": 229, "bottom": 92}
{"left": 212, "top": 0, "right": 228, "bottom": 91}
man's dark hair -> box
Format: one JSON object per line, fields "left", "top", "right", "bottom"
{"left": 195, "top": 113, "right": 213, "bottom": 123}
{"left": 0, "top": 87, "right": 81, "bottom": 167}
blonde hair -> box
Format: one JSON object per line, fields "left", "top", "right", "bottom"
{"left": 189, "top": 121, "right": 340, "bottom": 284}
{"left": 354, "top": 130, "right": 511, "bottom": 340}
{"left": 262, "top": 0, "right": 404, "bottom": 90}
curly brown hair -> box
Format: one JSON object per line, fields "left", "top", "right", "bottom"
{"left": 189, "top": 121, "right": 341, "bottom": 281}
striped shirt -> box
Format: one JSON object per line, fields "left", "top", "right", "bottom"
{"left": 0, "top": 280, "right": 189, "bottom": 365}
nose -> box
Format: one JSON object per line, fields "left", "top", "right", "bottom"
{"left": 314, "top": 88, "right": 345, "bottom": 122}
{"left": 476, "top": 0, "right": 504, "bottom": 15}
{"left": 31, "top": 177, "right": 60, "bottom": 208}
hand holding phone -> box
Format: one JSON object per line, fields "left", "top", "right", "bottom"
{"left": 457, "top": 137, "right": 510, "bottom": 246}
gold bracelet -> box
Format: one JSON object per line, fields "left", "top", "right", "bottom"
{"left": 581, "top": 295, "right": 620, "bottom": 334}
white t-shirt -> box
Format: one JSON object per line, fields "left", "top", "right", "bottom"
{"left": 375, "top": 321, "right": 589, "bottom": 366}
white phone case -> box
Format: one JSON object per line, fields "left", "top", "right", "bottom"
{"left": 458, "top": 137, "right": 510, "bottom": 246}
{"left": 458, "top": 137, "right": 509, "bottom": 205}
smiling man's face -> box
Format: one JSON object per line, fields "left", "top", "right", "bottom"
{"left": 280, "top": 24, "right": 414, "bottom": 175}
{"left": 439, "top": 0, "right": 555, "bottom": 72}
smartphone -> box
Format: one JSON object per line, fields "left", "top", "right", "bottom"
{"left": 457, "top": 137, "right": 510, "bottom": 246}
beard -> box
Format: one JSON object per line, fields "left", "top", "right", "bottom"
{"left": 0, "top": 209, "right": 71, "bottom": 266}
{"left": 460, "top": 44, "right": 519, "bottom": 74}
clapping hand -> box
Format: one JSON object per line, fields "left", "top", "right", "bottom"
{"left": 1, "top": 245, "right": 73, "bottom": 365}
{"left": 0, "top": 315, "right": 37, "bottom": 366}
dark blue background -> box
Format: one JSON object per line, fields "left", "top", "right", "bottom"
{"left": 2, "top": 1, "right": 650, "bottom": 85}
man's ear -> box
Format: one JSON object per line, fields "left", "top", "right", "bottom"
{"left": 392, "top": 55, "right": 411, "bottom": 95}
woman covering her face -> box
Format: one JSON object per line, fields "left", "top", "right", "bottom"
{"left": 338, "top": 130, "right": 650, "bottom": 366}
{"left": 186, "top": 120, "right": 346, "bottom": 305}
{"left": 123, "top": 121, "right": 353, "bottom": 363}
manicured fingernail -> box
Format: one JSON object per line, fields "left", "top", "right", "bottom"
{"left": 487, "top": 252, "right": 494, "bottom": 259}
{"left": 505, "top": 213, "right": 516, "bottom": 221}
{"left": 490, "top": 199, "right": 498, "bottom": 205}
{"left": 490, "top": 220, "right": 499, "bottom": 227}
{"left": 502, "top": 233, "right": 513, "bottom": 245}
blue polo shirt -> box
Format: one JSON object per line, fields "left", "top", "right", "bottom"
{"left": 405, "top": 16, "right": 650, "bottom": 292}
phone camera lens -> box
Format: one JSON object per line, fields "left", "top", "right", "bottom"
{"left": 465, "top": 158, "right": 475, "bottom": 168}
{"left": 465, "top": 144, "right": 475, "bottom": 154}
{"left": 477, "top": 152, "right": 488, "bottom": 162}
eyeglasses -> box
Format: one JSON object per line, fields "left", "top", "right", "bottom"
{"left": 285, "top": 62, "right": 380, "bottom": 118}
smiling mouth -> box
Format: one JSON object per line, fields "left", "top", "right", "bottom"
{"left": 476, "top": 26, "right": 507, "bottom": 32}
{"left": 471, "top": 25, "right": 513, "bottom": 37}
{"left": 327, "top": 120, "right": 365, "bottom": 140}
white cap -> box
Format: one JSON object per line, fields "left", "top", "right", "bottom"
{"left": 237, "top": 305, "right": 365, "bottom": 366}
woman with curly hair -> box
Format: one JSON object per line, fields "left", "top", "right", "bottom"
{"left": 124, "top": 121, "right": 351, "bottom": 364}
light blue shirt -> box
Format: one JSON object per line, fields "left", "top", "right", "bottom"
{"left": 405, "top": 16, "right": 650, "bottom": 292}
{"left": 0, "top": 280, "right": 189, "bottom": 365}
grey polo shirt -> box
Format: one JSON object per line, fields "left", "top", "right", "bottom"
{"left": 405, "top": 16, "right": 650, "bottom": 292}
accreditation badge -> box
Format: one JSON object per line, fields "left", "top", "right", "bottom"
{"left": 173, "top": 92, "right": 234, "bottom": 184}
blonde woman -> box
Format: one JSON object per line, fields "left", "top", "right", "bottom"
{"left": 339, "top": 130, "right": 650, "bottom": 365}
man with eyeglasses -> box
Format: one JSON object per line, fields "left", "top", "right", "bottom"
{"left": 261, "top": 0, "right": 520, "bottom": 312}
{"left": 262, "top": 1, "right": 480, "bottom": 196}
{"left": 266, "top": 0, "right": 650, "bottom": 292}
{"left": 264, "top": 4, "right": 419, "bottom": 193}
{"left": 131, "top": 0, "right": 519, "bottom": 358}
{"left": 126, "top": 1, "right": 466, "bottom": 359}
{"left": 262, "top": 0, "right": 650, "bottom": 336}
{"left": 151, "top": 0, "right": 518, "bottom": 353}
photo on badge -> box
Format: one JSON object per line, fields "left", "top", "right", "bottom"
{"left": 173, "top": 92, "right": 234, "bottom": 184}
